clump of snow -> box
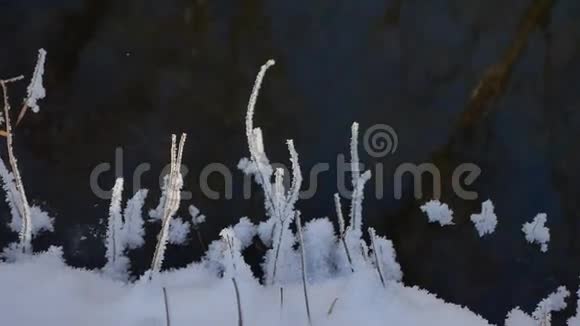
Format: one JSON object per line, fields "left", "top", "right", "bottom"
{"left": 122, "top": 189, "right": 148, "bottom": 249}
{"left": 302, "top": 217, "right": 337, "bottom": 282}
{"left": 506, "top": 286, "right": 569, "bottom": 326}
{"left": 10, "top": 205, "right": 54, "bottom": 236}
{"left": 370, "top": 231, "right": 403, "bottom": 282}
{"left": 568, "top": 285, "right": 580, "bottom": 326}
{"left": 0, "top": 157, "right": 53, "bottom": 237}
{"left": 522, "top": 213, "right": 550, "bottom": 252}
{"left": 102, "top": 180, "right": 150, "bottom": 280}
{"left": 233, "top": 217, "right": 257, "bottom": 250}
{"left": 257, "top": 218, "right": 276, "bottom": 247}
{"left": 189, "top": 204, "right": 206, "bottom": 227}
{"left": 505, "top": 307, "right": 536, "bottom": 326}
{"left": 149, "top": 175, "right": 169, "bottom": 220}
{"left": 420, "top": 200, "right": 454, "bottom": 226}
{"left": 533, "top": 286, "right": 570, "bottom": 321}
{"left": 25, "top": 49, "right": 47, "bottom": 113}
{"left": 219, "top": 227, "right": 255, "bottom": 281}
{"left": 104, "top": 178, "right": 124, "bottom": 274}
{"left": 168, "top": 217, "right": 191, "bottom": 245}
{"left": 470, "top": 199, "right": 498, "bottom": 237}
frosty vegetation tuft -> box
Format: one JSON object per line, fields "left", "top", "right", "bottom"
{"left": 0, "top": 54, "right": 574, "bottom": 326}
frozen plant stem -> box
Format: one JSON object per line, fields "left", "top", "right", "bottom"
{"left": 162, "top": 287, "right": 171, "bottom": 326}
{"left": 223, "top": 230, "right": 244, "bottom": 326}
{"left": 245, "top": 59, "right": 277, "bottom": 214}
{"left": 1, "top": 76, "right": 33, "bottom": 254}
{"left": 369, "top": 228, "right": 386, "bottom": 288}
{"left": 271, "top": 220, "right": 285, "bottom": 283}
{"left": 195, "top": 228, "right": 206, "bottom": 251}
{"left": 279, "top": 287, "right": 284, "bottom": 316}
{"left": 327, "top": 298, "right": 339, "bottom": 317}
{"left": 149, "top": 133, "right": 187, "bottom": 280}
{"left": 334, "top": 193, "right": 354, "bottom": 272}
{"left": 232, "top": 278, "right": 243, "bottom": 326}
{"left": 296, "top": 212, "right": 312, "bottom": 326}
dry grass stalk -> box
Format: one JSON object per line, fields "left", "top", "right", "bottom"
{"left": 0, "top": 76, "right": 33, "bottom": 254}
{"left": 296, "top": 211, "right": 312, "bottom": 326}
{"left": 162, "top": 287, "right": 171, "bottom": 326}
{"left": 222, "top": 230, "right": 244, "bottom": 326}
{"left": 368, "top": 228, "right": 386, "bottom": 288}
{"left": 326, "top": 297, "right": 339, "bottom": 317}
{"left": 149, "top": 133, "right": 187, "bottom": 279}
{"left": 334, "top": 193, "right": 354, "bottom": 272}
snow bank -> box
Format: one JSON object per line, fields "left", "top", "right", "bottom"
{"left": 0, "top": 249, "right": 493, "bottom": 326}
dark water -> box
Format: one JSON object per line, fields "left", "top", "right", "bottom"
{"left": 1, "top": 0, "right": 580, "bottom": 323}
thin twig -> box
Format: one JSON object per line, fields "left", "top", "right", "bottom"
{"left": 326, "top": 297, "right": 339, "bottom": 317}
{"left": 0, "top": 78, "right": 33, "bottom": 254}
{"left": 334, "top": 194, "right": 354, "bottom": 272}
{"left": 296, "top": 212, "right": 312, "bottom": 326}
{"left": 271, "top": 220, "right": 285, "bottom": 283}
{"left": 2, "top": 76, "right": 24, "bottom": 83}
{"left": 162, "top": 287, "right": 171, "bottom": 326}
{"left": 195, "top": 228, "right": 206, "bottom": 252}
{"left": 149, "top": 134, "right": 187, "bottom": 280}
{"left": 279, "top": 287, "right": 284, "bottom": 315}
{"left": 369, "top": 228, "right": 386, "bottom": 288}
{"left": 232, "top": 278, "right": 243, "bottom": 326}
{"left": 222, "top": 230, "right": 244, "bottom": 326}
{"left": 15, "top": 103, "right": 28, "bottom": 127}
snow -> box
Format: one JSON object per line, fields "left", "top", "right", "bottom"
{"left": 104, "top": 178, "right": 124, "bottom": 276}
{"left": 257, "top": 218, "right": 276, "bottom": 246}
{"left": 232, "top": 217, "right": 257, "bottom": 250}
{"left": 122, "top": 189, "right": 148, "bottom": 249}
{"left": 0, "top": 56, "right": 571, "bottom": 326}
{"left": 302, "top": 217, "right": 337, "bottom": 281}
{"left": 522, "top": 213, "right": 550, "bottom": 252}
{"left": 505, "top": 286, "right": 569, "bottom": 326}
{"left": 188, "top": 204, "right": 206, "bottom": 226}
{"left": 0, "top": 157, "right": 54, "bottom": 237}
{"left": 470, "top": 199, "right": 498, "bottom": 237}
{"left": 420, "top": 200, "right": 454, "bottom": 226}
{"left": 505, "top": 308, "right": 536, "bottom": 326}
{"left": 0, "top": 248, "right": 494, "bottom": 326}
{"left": 168, "top": 217, "right": 191, "bottom": 245}
{"left": 532, "top": 286, "right": 570, "bottom": 321}
{"left": 568, "top": 286, "right": 580, "bottom": 326}
{"left": 25, "top": 49, "right": 47, "bottom": 113}
{"left": 369, "top": 229, "right": 403, "bottom": 282}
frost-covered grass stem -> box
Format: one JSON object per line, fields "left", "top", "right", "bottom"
{"left": 369, "top": 228, "right": 386, "bottom": 288}
{"left": 0, "top": 77, "right": 32, "bottom": 254}
{"left": 334, "top": 193, "right": 354, "bottom": 272}
{"left": 149, "top": 133, "right": 187, "bottom": 280}
{"left": 162, "top": 287, "right": 171, "bottom": 326}
{"left": 296, "top": 212, "right": 312, "bottom": 326}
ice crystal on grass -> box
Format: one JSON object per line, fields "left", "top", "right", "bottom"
{"left": 522, "top": 213, "right": 550, "bottom": 253}
{"left": 420, "top": 200, "right": 454, "bottom": 226}
{"left": 471, "top": 199, "right": 498, "bottom": 237}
